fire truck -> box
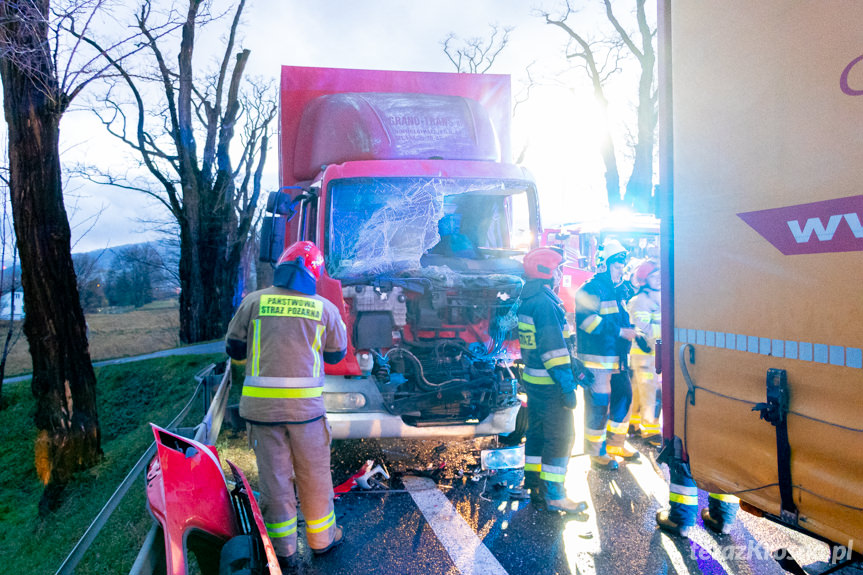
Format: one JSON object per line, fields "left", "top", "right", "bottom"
{"left": 541, "top": 211, "right": 659, "bottom": 314}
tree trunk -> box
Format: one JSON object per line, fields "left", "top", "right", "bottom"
{"left": 0, "top": 1, "right": 102, "bottom": 514}
{"left": 595, "top": 93, "right": 622, "bottom": 210}
{"left": 256, "top": 225, "right": 274, "bottom": 290}
{"left": 622, "top": 0, "right": 657, "bottom": 214}
{"left": 178, "top": 222, "right": 201, "bottom": 343}
{"left": 625, "top": 52, "right": 657, "bottom": 214}
{"left": 178, "top": 183, "right": 242, "bottom": 343}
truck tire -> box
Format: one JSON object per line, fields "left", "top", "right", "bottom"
{"left": 219, "top": 535, "right": 256, "bottom": 575}
{"left": 498, "top": 403, "right": 527, "bottom": 446}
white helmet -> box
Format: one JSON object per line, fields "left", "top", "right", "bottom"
{"left": 599, "top": 239, "right": 628, "bottom": 265}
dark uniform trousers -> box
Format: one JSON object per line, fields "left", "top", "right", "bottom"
{"left": 584, "top": 369, "right": 632, "bottom": 455}
{"left": 524, "top": 383, "right": 575, "bottom": 500}
{"left": 668, "top": 459, "right": 740, "bottom": 529}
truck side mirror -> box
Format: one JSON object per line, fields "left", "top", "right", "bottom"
{"left": 259, "top": 215, "right": 287, "bottom": 263}
{"left": 266, "top": 190, "right": 318, "bottom": 216}
{"left": 266, "top": 191, "right": 294, "bottom": 215}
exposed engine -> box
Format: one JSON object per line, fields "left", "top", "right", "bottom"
{"left": 342, "top": 273, "right": 523, "bottom": 426}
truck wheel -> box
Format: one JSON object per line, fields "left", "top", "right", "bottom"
{"left": 498, "top": 403, "right": 527, "bottom": 446}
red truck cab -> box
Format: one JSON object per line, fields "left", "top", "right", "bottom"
{"left": 261, "top": 66, "right": 540, "bottom": 439}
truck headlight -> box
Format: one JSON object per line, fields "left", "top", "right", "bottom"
{"left": 323, "top": 392, "right": 368, "bottom": 411}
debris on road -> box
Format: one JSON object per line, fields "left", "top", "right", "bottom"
{"left": 480, "top": 444, "right": 525, "bottom": 470}
{"left": 334, "top": 460, "right": 377, "bottom": 498}
{"left": 402, "top": 461, "right": 447, "bottom": 482}
{"left": 356, "top": 462, "right": 390, "bottom": 489}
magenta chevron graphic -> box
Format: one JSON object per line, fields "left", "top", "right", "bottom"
{"left": 737, "top": 195, "right": 863, "bottom": 255}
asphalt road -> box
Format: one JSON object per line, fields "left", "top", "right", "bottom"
{"left": 11, "top": 342, "right": 858, "bottom": 575}
{"left": 277, "top": 414, "right": 861, "bottom": 575}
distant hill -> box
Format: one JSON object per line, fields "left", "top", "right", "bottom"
{"left": 1, "top": 242, "right": 173, "bottom": 280}
{"left": 72, "top": 240, "right": 179, "bottom": 275}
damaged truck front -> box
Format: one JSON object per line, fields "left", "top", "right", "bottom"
{"left": 260, "top": 66, "right": 540, "bottom": 440}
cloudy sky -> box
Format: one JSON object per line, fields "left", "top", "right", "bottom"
{"left": 59, "top": 0, "right": 647, "bottom": 252}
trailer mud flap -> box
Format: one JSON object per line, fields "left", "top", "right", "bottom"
{"left": 752, "top": 368, "right": 798, "bottom": 526}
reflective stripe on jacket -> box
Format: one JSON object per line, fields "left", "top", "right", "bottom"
{"left": 517, "top": 280, "right": 575, "bottom": 392}
{"left": 226, "top": 286, "right": 347, "bottom": 423}
{"left": 630, "top": 288, "right": 661, "bottom": 357}
{"left": 575, "top": 272, "right": 629, "bottom": 370}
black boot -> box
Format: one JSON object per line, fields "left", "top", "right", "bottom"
{"left": 546, "top": 498, "right": 588, "bottom": 515}
{"left": 606, "top": 445, "right": 641, "bottom": 462}
{"left": 701, "top": 508, "right": 732, "bottom": 535}
{"left": 656, "top": 509, "right": 692, "bottom": 538}
{"left": 277, "top": 553, "right": 300, "bottom": 575}
{"left": 312, "top": 525, "right": 344, "bottom": 556}
{"left": 528, "top": 483, "right": 548, "bottom": 511}
{"left": 590, "top": 455, "right": 620, "bottom": 470}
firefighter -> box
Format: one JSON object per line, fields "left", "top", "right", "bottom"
{"left": 628, "top": 260, "right": 663, "bottom": 446}
{"left": 225, "top": 241, "right": 348, "bottom": 572}
{"left": 575, "top": 239, "right": 639, "bottom": 470}
{"left": 519, "top": 246, "right": 589, "bottom": 514}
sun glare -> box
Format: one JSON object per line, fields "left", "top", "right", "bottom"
{"left": 514, "top": 86, "right": 610, "bottom": 227}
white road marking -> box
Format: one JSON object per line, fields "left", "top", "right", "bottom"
{"left": 563, "top": 455, "right": 601, "bottom": 575}
{"left": 660, "top": 531, "right": 693, "bottom": 575}
{"left": 403, "top": 475, "right": 509, "bottom": 575}
{"left": 687, "top": 529, "right": 743, "bottom": 575}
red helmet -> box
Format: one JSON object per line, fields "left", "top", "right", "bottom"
{"left": 635, "top": 260, "right": 660, "bottom": 285}
{"left": 277, "top": 241, "right": 324, "bottom": 280}
{"left": 523, "top": 247, "right": 564, "bottom": 280}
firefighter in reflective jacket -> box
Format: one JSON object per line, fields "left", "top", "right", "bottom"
{"left": 628, "top": 260, "right": 663, "bottom": 445}
{"left": 225, "top": 241, "right": 348, "bottom": 571}
{"left": 519, "top": 247, "right": 588, "bottom": 515}
{"left": 575, "top": 240, "right": 638, "bottom": 470}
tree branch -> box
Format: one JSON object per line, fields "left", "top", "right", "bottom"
{"left": 174, "top": 0, "right": 202, "bottom": 191}
{"left": 441, "top": 24, "right": 512, "bottom": 74}
{"left": 214, "top": 49, "right": 249, "bottom": 195}
{"left": 69, "top": 28, "right": 183, "bottom": 219}
{"left": 138, "top": 1, "right": 184, "bottom": 173}
{"left": 603, "top": 0, "right": 643, "bottom": 61}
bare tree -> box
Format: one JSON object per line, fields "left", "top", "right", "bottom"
{"left": 80, "top": 0, "right": 277, "bottom": 343}
{"left": 0, "top": 0, "right": 152, "bottom": 513}
{"left": 542, "top": 0, "right": 657, "bottom": 211}
{"left": 441, "top": 24, "right": 537, "bottom": 164}
{"left": 116, "top": 214, "right": 182, "bottom": 293}
{"left": 442, "top": 24, "right": 513, "bottom": 74}
{"left": 72, "top": 250, "right": 105, "bottom": 309}
{"left": 105, "top": 243, "right": 163, "bottom": 307}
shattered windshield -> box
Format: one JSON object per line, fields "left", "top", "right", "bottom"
{"left": 327, "top": 177, "right": 533, "bottom": 281}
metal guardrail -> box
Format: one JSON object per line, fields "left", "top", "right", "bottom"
{"left": 128, "top": 360, "right": 234, "bottom": 575}
{"left": 54, "top": 360, "right": 232, "bottom": 575}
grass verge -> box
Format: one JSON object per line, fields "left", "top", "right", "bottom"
{"left": 0, "top": 352, "right": 225, "bottom": 574}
